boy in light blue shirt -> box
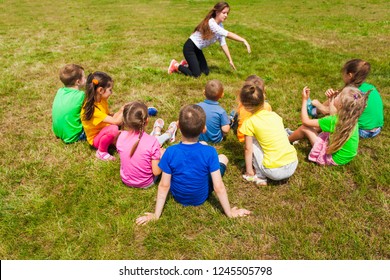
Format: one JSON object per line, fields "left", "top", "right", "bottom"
{"left": 197, "top": 80, "right": 230, "bottom": 143}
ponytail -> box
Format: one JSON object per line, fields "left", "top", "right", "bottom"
{"left": 83, "top": 72, "right": 113, "bottom": 121}
{"left": 122, "top": 101, "right": 149, "bottom": 158}
{"left": 239, "top": 82, "right": 265, "bottom": 113}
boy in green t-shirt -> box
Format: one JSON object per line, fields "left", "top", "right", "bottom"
{"left": 52, "top": 64, "right": 86, "bottom": 143}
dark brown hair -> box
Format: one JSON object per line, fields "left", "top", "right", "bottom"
{"left": 123, "top": 101, "right": 148, "bottom": 158}
{"left": 83, "top": 71, "right": 113, "bottom": 121}
{"left": 239, "top": 82, "right": 265, "bottom": 113}
{"left": 179, "top": 104, "right": 206, "bottom": 138}
{"left": 342, "top": 59, "right": 371, "bottom": 87}
{"left": 194, "top": 2, "right": 230, "bottom": 40}
{"left": 59, "top": 64, "right": 84, "bottom": 87}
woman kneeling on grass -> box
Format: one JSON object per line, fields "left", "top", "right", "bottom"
{"left": 288, "top": 86, "right": 369, "bottom": 166}
{"left": 168, "top": 1, "right": 251, "bottom": 77}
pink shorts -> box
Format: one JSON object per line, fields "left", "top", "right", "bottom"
{"left": 308, "top": 132, "right": 338, "bottom": 166}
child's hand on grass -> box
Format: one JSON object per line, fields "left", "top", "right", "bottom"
{"left": 230, "top": 206, "right": 251, "bottom": 218}
{"left": 136, "top": 213, "right": 157, "bottom": 225}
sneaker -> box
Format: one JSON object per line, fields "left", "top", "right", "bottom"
{"left": 229, "top": 110, "right": 238, "bottom": 129}
{"left": 151, "top": 118, "right": 164, "bottom": 136}
{"left": 166, "top": 121, "right": 178, "bottom": 142}
{"left": 180, "top": 60, "right": 188, "bottom": 67}
{"left": 242, "top": 174, "right": 267, "bottom": 186}
{"left": 285, "top": 127, "right": 294, "bottom": 136}
{"left": 168, "top": 59, "right": 179, "bottom": 74}
{"left": 96, "top": 150, "right": 115, "bottom": 161}
{"left": 148, "top": 106, "right": 158, "bottom": 116}
{"left": 307, "top": 98, "right": 317, "bottom": 118}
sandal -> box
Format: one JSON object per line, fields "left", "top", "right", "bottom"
{"left": 151, "top": 118, "right": 164, "bottom": 136}
{"left": 307, "top": 98, "right": 317, "bottom": 118}
{"left": 96, "top": 150, "right": 116, "bottom": 161}
{"left": 242, "top": 174, "right": 267, "bottom": 186}
{"left": 166, "top": 121, "right": 178, "bottom": 142}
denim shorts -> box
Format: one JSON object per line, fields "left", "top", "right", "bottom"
{"left": 359, "top": 127, "right": 381, "bottom": 138}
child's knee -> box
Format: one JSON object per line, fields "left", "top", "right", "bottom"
{"left": 218, "top": 154, "right": 228, "bottom": 166}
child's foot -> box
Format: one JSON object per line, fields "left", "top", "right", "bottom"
{"left": 96, "top": 150, "right": 115, "bottom": 161}
{"left": 151, "top": 118, "right": 164, "bottom": 136}
{"left": 307, "top": 98, "right": 317, "bottom": 118}
{"left": 180, "top": 60, "right": 188, "bottom": 67}
{"left": 285, "top": 127, "right": 294, "bottom": 136}
{"left": 166, "top": 121, "right": 178, "bottom": 142}
{"left": 229, "top": 110, "right": 238, "bottom": 129}
{"left": 148, "top": 106, "right": 158, "bottom": 116}
{"left": 242, "top": 174, "right": 267, "bottom": 186}
{"left": 168, "top": 59, "right": 179, "bottom": 74}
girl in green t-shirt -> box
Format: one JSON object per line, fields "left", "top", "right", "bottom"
{"left": 288, "top": 86, "right": 368, "bottom": 166}
{"left": 309, "top": 59, "right": 384, "bottom": 138}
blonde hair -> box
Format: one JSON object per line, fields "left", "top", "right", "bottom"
{"left": 205, "top": 79, "right": 224, "bottom": 101}
{"left": 122, "top": 101, "right": 148, "bottom": 158}
{"left": 327, "top": 86, "right": 369, "bottom": 154}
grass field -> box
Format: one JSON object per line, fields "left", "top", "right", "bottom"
{"left": 0, "top": 0, "right": 389, "bottom": 260}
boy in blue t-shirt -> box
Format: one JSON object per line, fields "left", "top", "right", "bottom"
{"left": 136, "top": 104, "right": 250, "bottom": 225}
{"left": 197, "top": 80, "right": 231, "bottom": 143}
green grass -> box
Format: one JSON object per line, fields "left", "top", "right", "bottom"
{"left": 0, "top": 0, "right": 389, "bottom": 260}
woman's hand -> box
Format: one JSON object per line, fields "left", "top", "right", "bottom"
{"left": 243, "top": 39, "right": 251, "bottom": 53}
{"left": 229, "top": 60, "right": 237, "bottom": 70}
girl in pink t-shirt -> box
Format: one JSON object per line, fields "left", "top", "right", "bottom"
{"left": 116, "top": 102, "right": 177, "bottom": 188}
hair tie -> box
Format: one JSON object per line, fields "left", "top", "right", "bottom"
{"left": 92, "top": 79, "right": 99, "bottom": 85}
{"left": 353, "top": 93, "right": 358, "bottom": 100}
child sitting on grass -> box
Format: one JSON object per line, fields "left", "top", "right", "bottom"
{"left": 288, "top": 86, "right": 368, "bottom": 166}
{"left": 81, "top": 71, "right": 123, "bottom": 161}
{"left": 233, "top": 75, "right": 272, "bottom": 143}
{"left": 116, "top": 101, "right": 177, "bottom": 189}
{"left": 240, "top": 82, "right": 298, "bottom": 186}
{"left": 308, "top": 59, "right": 383, "bottom": 138}
{"left": 197, "top": 79, "right": 230, "bottom": 143}
{"left": 136, "top": 104, "right": 250, "bottom": 225}
{"left": 52, "top": 64, "right": 86, "bottom": 143}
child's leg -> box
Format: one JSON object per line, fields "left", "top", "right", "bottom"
{"left": 251, "top": 139, "right": 267, "bottom": 183}
{"left": 262, "top": 160, "right": 298, "bottom": 181}
{"left": 93, "top": 125, "right": 119, "bottom": 152}
{"left": 312, "top": 99, "right": 330, "bottom": 115}
{"left": 154, "top": 121, "right": 178, "bottom": 145}
{"left": 288, "top": 125, "right": 319, "bottom": 146}
{"left": 208, "top": 154, "right": 228, "bottom": 194}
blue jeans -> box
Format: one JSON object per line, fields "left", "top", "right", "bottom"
{"left": 359, "top": 127, "right": 381, "bottom": 138}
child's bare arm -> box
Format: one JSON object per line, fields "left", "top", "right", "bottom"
{"left": 244, "top": 136, "right": 255, "bottom": 176}
{"left": 301, "top": 86, "right": 320, "bottom": 128}
{"left": 221, "top": 124, "right": 230, "bottom": 135}
{"left": 103, "top": 106, "right": 124, "bottom": 125}
{"left": 136, "top": 172, "right": 171, "bottom": 225}
{"left": 211, "top": 171, "right": 251, "bottom": 218}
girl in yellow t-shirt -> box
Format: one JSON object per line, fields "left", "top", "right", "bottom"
{"left": 239, "top": 82, "right": 298, "bottom": 186}
{"left": 81, "top": 71, "right": 123, "bottom": 161}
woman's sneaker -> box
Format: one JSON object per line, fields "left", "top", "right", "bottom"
{"left": 180, "top": 60, "right": 188, "bottom": 67}
{"left": 168, "top": 59, "right": 179, "bottom": 74}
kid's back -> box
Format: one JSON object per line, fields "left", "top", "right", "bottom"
{"left": 52, "top": 64, "right": 86, "bottom": 143}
